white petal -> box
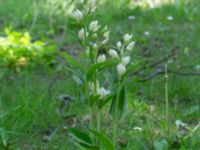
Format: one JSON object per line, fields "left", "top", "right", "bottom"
{"left": 117, "top": 63, "right": 126, "bottom": 76}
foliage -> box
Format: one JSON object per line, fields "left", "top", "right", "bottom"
{"left": 0, "top": 28, "right": 55, "bottom": 71}
{"left": 68, "top": 128, "right": 114, "bottom": 150}
{"left": 0, "top": 0, "right": 200, "bottom": 149}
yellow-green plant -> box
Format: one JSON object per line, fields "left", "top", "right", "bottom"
{"left": 67, "top": 0, "right": 142, "bottom": 149}
{"left": 0, "top": 28, "right": 54, "bottom": 71}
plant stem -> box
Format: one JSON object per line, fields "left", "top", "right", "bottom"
{"left": 165, "top": 63, "right": 169, "bottom": 136}
{"left": 113, "top": 119, "right": 117, "bottom": 148}
{"left": 97, "top": 107, "right": 100, "bottom": 132}
{"left": 112, "top": 80, "right": 121, "bottom": 148}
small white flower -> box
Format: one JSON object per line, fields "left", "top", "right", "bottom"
{"left": 78, "top": 28, "right": 85, "bottom": 40}
{"left": 103, "top": 31, "right": 110, "bottom": 39}
{"left": 92, "top": 33, "right": 97, "bottom": 39}
{"left": 97, "top": 87, "right": 110, "bottom": 99}
{"left": 144, "top": 31, "right": 150, "bottom": 36}
{"left": 108, "top": 49, "right": 118, "bottom": 58}
{"left": 117, "top": 41, "right": 122, "bottom": 49}
{"left": 89, "top": 0, "right": 96, "bottom": 12}
{"left": 72, "top": 9, "right": 83, "bottom": 21}
{"left": 123, "top": 34, "right": 132, "bottom": 42}
{"left": 117, "top": 63, "right": 126, "bottom": 76}
{"left": 167, "top": 16, "right": 174, "bottom": 21}
{"left": 133, "top": 127, "right": 143, "bottom": 132}
{"left": 196, "top": 65, "right": 200, "bottom": 71}
{"left": 97, "top": 54, "right": 106, "bottom": 63}
{"left": 128, "top": 16, "right": 136, "bottom": 20}
{"left": 126, "top": 41, "right": 135, "bottom": 51}
{"left": 121, "top": 56, "right": 130, "bottom": 66}
{"left": 89, "top": 20, "right": 100, "bottom": 32}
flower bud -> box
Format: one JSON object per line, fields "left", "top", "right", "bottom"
{"left": 103, "top": 31, "right": 110, "bottom": 39}
{"left": 102, "top": 38, "right": 108, "bottom": 45}
{"left": 78, "top": 28, "right": 85, "bottom": 40}
{"left": 144, "top": 31, "right": 150, "bottom": 36}
{"left": 89, "top": 20, "right": 100, "bottom": 32}
{"left": 117, "top": 63, "right": 126, "bottom": 76}
{"left": 117, "top": 41, "right": 122, "bottom": 48}
{"left": 97, "top": 54, "right": 106, "bottom": 63}
{"left": 102, "top": 25, "right": 108, "bottom": 33}
{"left": 167, "top": 16, "right": 174, "bottom": 21}
{"left": 92, "top": 33, "right": 97, "bottom": 39}
{"left": 89, "top": 0, "right": 96, "bottom": 11}
{"left": 93, "top": 43, "right": 98, "bottom": 49}
{"left": 123, "top": 34, "right": 132, "bottom": 42}
{"left": 108, "top": 49, "right": 118, "bottom": 58}
{"left": 126, "top": 41, "right": 135, "bottom": 51}
{"left": 97, "top": 87, "right": 110, "bottom": 99}
{"left": 121, "top": 56, "right": 130, "bottom": 66}
{"left": 72, "top": 9, "right": 83, "bottom": 21}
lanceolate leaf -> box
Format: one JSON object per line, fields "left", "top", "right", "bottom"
{"left": 98, "top": 94, "right": 113, "bottom": 110}
{"left": 109, "top": 95, "right": 117, "bottom": 119}
{"left": 68, "top": 128, "right": 93, "bottom": 147}
{"left": 89, "top": 95, "right": 99, "bottom": 108}
{"left": 78, "top": 142, "right": 99, "bottom": 150}
{"left": 109, "top": 86, "right": 127, "bottom": 119}
{"left": 86, "top": 59, "right": 119, "bottom": 81}
{"left": 0, "top": 128, "right": 8, "bottom": 146}
{"left": 89, "top": 129, "right": 114, "bottom": 150}
{"left": 117, "top": 86, "right": 127, "bottom": 117}
{"left": 120, "top": 60, "right": 145, "bottom": 82}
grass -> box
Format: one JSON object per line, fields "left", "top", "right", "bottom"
{"left": 0, "top": 0, "right": 200, "bottom": 149}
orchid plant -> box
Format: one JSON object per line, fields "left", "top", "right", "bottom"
{"left": 67, "top": 0, "right": 141, "bottom": 149}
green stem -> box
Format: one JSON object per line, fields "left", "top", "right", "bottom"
{"left": 97, "top": 107, "right": 100, "bottom": 132}
{"left": 113, "top": 119, "right": 117, "bottom": 148}
{"left": 94, "top": 72, "right": 101, "bottom": 132}
{"left": 165, "top": 63, "right": 169, "bottom": 136}
{"left": 112, "top": 79, "right": 121, "bottom": 148}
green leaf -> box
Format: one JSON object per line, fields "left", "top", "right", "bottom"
{"left": 109, "top": 95, "right": 117, "bottom": 119}
{"left": 117, "top": 86, "right": 127, "bottom": 117}
{"left": 89, "top": 129, "right": 114, "bottom": 150}
{"left": 184, "top": 105, "right": 199, "bottom": 117}
{"left": 86, "top": 59, "right": 118, "bottom": 81}
{"left": 68, "top": 68, "right": 85, "bottom": 84}
{"left": 68, "top": 128, "right": 93, "bottom": 147}
{"left": 120, "top": 61, "right": 145, "bottom": 82}
{"left": 89, "top": 95, "right": 99, "bottom": 108}
{"left": 109, "top": 86, "right": 127, "bottom": 119}
{"left": 154, "top": 139, "right": 168, "bottom": 150}
{"left": 98, "top": 94, "right": 113, "bottom": 110}
{"left": 78, "top": 142, "right": 99, "bottom": 150}
{"left": 0, "top": 128, "right": 8, "bottom": 146}
{"left": 72, "top": 75, "right": 84, "bottom": 85}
